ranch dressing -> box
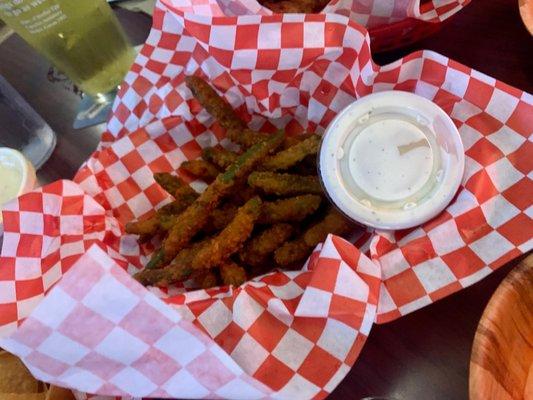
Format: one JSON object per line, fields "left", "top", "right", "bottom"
{"left": 0, "top": 161, "right": 23, "bottom": 205}
{"left": 319, "top": 91, "right": 464, "bottom": 230}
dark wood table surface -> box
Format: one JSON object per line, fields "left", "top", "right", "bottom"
{"left": 0, "top": 0, "right": 530, "bottom": 399}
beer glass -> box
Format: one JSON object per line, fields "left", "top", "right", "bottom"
{"left": 0, "top": 0, "right": 136, "bottom": 99}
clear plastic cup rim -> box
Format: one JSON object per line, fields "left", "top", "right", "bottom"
{"left": 319, "top": 91, "right": 465, "bottom": 230}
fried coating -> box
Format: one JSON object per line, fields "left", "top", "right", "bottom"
{"left": 185, "top": 75, "right": 245, "bottom": 131}
{"left": 274, "top": 238, "right": 312, "bottom": 266}
{"left": 135, "top": 240, "right": 207, "bottom": 285}
{"left": 228, "top": 183, "right": 257, "bottom": 205}
{"left": 202, "top": 145, "right": 238, "bottom": 169}
{"left": 274, "top": 209, "right": 352, "bottom": 266}
{"left": 259, "top": 0, "right": 329, "bottom": 13}
{"left": 303, "top": 208, "right": 352, "bottom": 247}
{"left": 154, "top": 172, "right": 184, "bottom": 195}
{"left": 210, "top": 203, "right": 238, "bottom": 231}
{"left": 181, "top": 159, "right": 220, "bottom": 183}
{"left": 261, "top": 134, "right": 321, "bottom": 171}
{"left": 240, "top": 223, "right": 294, "bottom": 266}
{"left": 227, "top": 128, "right": 271, "bottom": 149}
{"left": 195, "top": 270, "right": 219, "bottom": 289}
{"left": 125, "top": 185, "right": 198, "bottom": 236}
{"left": 282, "top": 133, "right": 315, "bottom": 149}
{"left": 258, "top": 194, "right": 322, "bottom": 224}
{"left": 220, "top": 261, "right": 247, "bottom": 286}
{"left": 162, "top": 133, "right": 283, "bottom": 264}
{"left": 248, "top": 172, "right": 323, "bottom": 196}
{"left": 125, "top": 216, "right": 160, "bottom": 236}
{"left": 192, "top": 197, "right": 262, "bottom": 270}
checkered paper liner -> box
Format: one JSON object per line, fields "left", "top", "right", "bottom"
{"left": 1, "top": 0, "right": 532, "bottom": 398}
{"left": 181, "top": 0, "right": 469, "bottom": 29}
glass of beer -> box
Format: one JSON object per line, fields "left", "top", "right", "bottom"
{"left": 0, "top": 0, "right": 136, "bottom": 99}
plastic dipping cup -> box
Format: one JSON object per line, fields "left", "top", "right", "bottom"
{"left": 0, "top": 148, "right": 36, "bottom": 225}
{"left": 319, "top": 91, "right": 465, "bottom": 230}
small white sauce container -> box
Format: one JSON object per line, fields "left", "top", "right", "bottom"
{"left": 319, "top": 91, "right": 464, "bottom": 230}
{"left": 0, "top": 147, "right": 36, "bottom": 225}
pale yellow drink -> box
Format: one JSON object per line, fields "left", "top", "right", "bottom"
{"left": 0, "top": 0, "right": 135, "bottom": 97}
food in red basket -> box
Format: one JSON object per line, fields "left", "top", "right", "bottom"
{"left": 248, "top": 171, "right": 323, "bottom": 195}
{"left": 258, "top": 0, "right": 330, "bottom": 13}
{"left": 180, "top": 159, "right": 220, "bottom": 182}
{"left": 275, "top": 208, "right": 352, "bottom": 265}
{"left": 128, "top": 76, "right": 354, "bottom": 289}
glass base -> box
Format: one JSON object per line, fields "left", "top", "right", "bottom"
{"left": 73, "top": 89, "right": 117, "bottom": 129}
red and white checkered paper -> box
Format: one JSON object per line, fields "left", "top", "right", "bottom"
{"left": 181, "top": 0, "right": 469, "bottom": 29}
{"left": 1, "top": 0, "right": 532, "bottom": 398}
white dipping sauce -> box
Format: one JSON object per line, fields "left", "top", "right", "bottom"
{"left": 319, "top": 91, "right": 465, "bottom": 230}
{"left": 0, "top": 161, "right": 23, "bottom": 205}
{"left": 348, "top": 119, "right": 433, "bottom": 202}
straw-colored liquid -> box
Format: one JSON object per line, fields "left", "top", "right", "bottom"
{"left": 0, "top": 0, "right": 135, "bottom": 97}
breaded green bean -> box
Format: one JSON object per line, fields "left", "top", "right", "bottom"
{"left": 195, "top": 270, "right": 219, "bottom": 289}
{"left": 125, "top": 185, "right": 198, "bottom": 236}
{"left": 282, "top": 133, "right": 315, "bottom": 149}
{"left": 303, "top": 208, "right": 352, "bottom": 247}
{"left": 240, "top": 223, "right": 294, "bottom": 267}
{"left": 135, "top": 240, "right": 207, "bottom": 285}
{"left": 220, "top": 261, "right": 247, "bottom": 287}
{"left": 274, "top": 238, "right": 312, "bottom": 267}
{"left": 274, "top": 209, "right": 352, "bottom": 266}
{"left": 261, "top": 134, "right": 321, "bottom": 171}
{"left": 227, "top": 128, "right": 271, "bottom": 149}
{"left": 258, "top": 194, "right": 322, "bottom": 224}
{"left": 162, "top": 133, "right": 283, "bottom": 264}
{"left": 180, "top": 159, "right": 220, "bottom": 183}
{"left": 125, "top": 216, "right": 160, "bottom": 236}
{"left": 202, "top": 146, "right": 238, "bottom": 169}
{"left": 192, "top": 197, "right": 262, "bottom": 270}
{"left": 210, "top": 203, "right": 238, "bottom": 231}
{"left": 185, "top": 76, "right": 245, "bottom": 131}
{"left": 248, "top": 172, "right": 322, "bottom": 196}
{"left": 154, "top": 172, "right": 183, "bottom": 195}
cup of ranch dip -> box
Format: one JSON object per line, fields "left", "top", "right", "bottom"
{"left": 319, "top": 91, "right": 464, "bottom": 230}
{"left": 0, "top": 147, "right": 36, "bottom": 227}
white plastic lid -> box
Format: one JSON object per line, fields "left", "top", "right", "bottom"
{"left": 0, "top": 147, "right": 36, "bottom": 224}
{"left": 319, "top": 91, "right": 464, "bottom": 230}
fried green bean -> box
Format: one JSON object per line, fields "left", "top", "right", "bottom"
{"left": 303, "top": 208, "right": 352, "bottom": 247}
{"left": 261, "top": 134, "right": 321, "bottom": 171}
{"left": 274, "top": 209, "right": 352, "bottom": 266}
{"left": 248, "top": 172, "right": 322, "bottom": 196}
{"left": 281, "top": 133, "right": 315, "bottom": 149}
{"left": 258, "top": 194, "right": 322, "bottom": 224}
{"left": 220, "top": 261, "right": 247, "bottom": 287}
{"left": 210, "top": 203, "right": 238, "bottom": 231}
{"left": 202, "top": 146, "right": 238, "bottom": 169}
{"left": 195, "top": 270, "right": 219, "bottom": 289}
{"left": 181, "top": 159, "right": 220, "bottom": 182}
{"left": 185, "top": 75, "right": 245, "bottom": 131}
{"left": 135, "top": 240, "right": 208, "bottom": 285}
{"left": 192, "top": 197, "right": 262, "bottom": 271}
{"left": 274, "top": 238, "right": 312, "bottom": 266}
{"left": 227, "top": 128, "right": 271, "bottom": 149}
{"left": 240, "top": 223, "right": 294, "bottom": 267}
{"left": 125, "top": 216, "right": 160, "bottom": 236}
{"left": 154, "top": 172, "right": 184, "bottom": 195}
{"left": 161, "top": 133, "right": 283, "bottom": 264}
{"left": 125, "top": 185, "right": 198, "bottom": 237}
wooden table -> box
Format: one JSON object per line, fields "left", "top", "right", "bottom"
{"left": 0, "top": 1, "right": 529, "bottom": 399}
